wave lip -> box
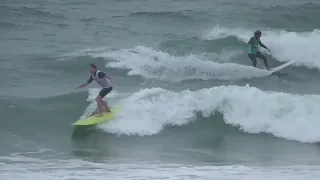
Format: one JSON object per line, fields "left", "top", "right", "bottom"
{"left": 83, "top": 46, "right": 269, "bottom": 82}
{"left": 83, "top": 85, "right": 320, "bottom": 143}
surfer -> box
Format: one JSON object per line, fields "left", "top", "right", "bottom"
{"left": 75, "top": 64, "right": 113, "bottom": 117}
{"left": 248, "top": 30, "right": 271, "bottom": 70}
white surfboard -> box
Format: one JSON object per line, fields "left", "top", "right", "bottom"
{"left": 269, "top": 59, "right": 298, "bottom": 74}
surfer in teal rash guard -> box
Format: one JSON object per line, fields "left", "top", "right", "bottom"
{"left": 248, "top": 30, "right": 271, "bottom": 70}
{"left": 74, "top": 64, "right": 113, "bottom": 117}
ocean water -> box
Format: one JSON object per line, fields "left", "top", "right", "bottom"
{"left": 2, "top": 0, "right": 320, "bottom": 179}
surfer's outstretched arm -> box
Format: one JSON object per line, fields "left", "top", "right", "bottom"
{"left": 75, "top": 82, "right": 88, "bottom": 89}
{"left": 259, "top": 41, "right": 269, "bottom": 51}
{"left": 74, "top": 77, "right": 92, "bottom": 89}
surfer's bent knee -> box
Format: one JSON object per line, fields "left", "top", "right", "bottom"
{"left": 95, "top": 96, "right": 102, "bottom": 102}
{"left": 256, "top": 52, "right": 266, "bottom": 60}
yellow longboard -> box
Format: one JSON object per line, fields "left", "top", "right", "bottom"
{"left": 72, "top": 106, "right": 122, "bottom": 126}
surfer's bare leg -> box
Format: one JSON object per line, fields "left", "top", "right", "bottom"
{"left": 95, "top": 96, "right": 104, "bottom": 117}
{"left": 101, "top": 100, "right": 111, "bottom": 113}
{"left": 95, "top": 87, "right": 113, "bottom": 116}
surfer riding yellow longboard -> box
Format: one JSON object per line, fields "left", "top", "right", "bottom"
{"left": 72, "top": 64, "right": 121, "bottom": 126}
{"left": 74, "top": 64, "right": 113, "bottom": 117}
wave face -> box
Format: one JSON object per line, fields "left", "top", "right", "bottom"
{"left": 77, "top": 85, "right": 320, "bottom": 143}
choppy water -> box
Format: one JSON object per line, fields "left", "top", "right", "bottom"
{"left": 2, "top": 0, "right": 320, "bottom": 179}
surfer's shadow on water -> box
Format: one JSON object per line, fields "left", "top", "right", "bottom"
{"left": 70, "top": 129, "right": 114, "bottom": 161}
{"left": 71, "top": 125, "right": 105, "bottom": 138}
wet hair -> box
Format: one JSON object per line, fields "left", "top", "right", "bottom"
{"left": 254, "top": 30, "right": 261, "bottom": 36}
{"left": 90, "top": 64, "right": 97, "bottom": 70}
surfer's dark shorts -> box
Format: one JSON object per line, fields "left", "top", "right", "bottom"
{"left": 99, "top": 87, "right": 113, "bottom": 98}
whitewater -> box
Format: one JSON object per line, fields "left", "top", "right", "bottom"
{"left": 67, "top": 26, "right": 320, "bottom": 144}
{"left": 78, "top": 84, "right": 320, "bottom": 143}
{"left": 3, "top": 0, "right": 320, "bottom": 179}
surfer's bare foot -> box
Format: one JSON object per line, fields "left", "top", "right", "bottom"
{"left": 104, "top": 108, "right": 111, "bottom": 113}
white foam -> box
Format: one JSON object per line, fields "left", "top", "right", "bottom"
{"left": 203, "top": 26, "right": 320, "bottom": 70}
{"left": 94, "top": 85, "right": 320, "bottom": 143}
{"left": 1, "top": 154, "right": 320, "bottom": 180}
{"left": 84, "top": 46, "right": 269, "bottom": 81}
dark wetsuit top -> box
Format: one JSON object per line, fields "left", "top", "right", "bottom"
{"left": 248, "top": 37, "right": 268, "bottom": 55}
